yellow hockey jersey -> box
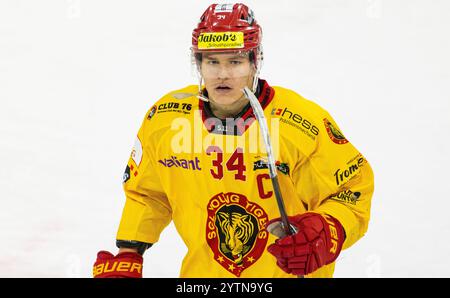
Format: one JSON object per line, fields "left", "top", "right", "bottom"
{"left": 117, "top": 80, "right": 374, "bottom": 278}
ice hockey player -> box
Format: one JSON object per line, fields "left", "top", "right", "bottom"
{"left": 93, "top": 3, "right": 374, "bottom": 278}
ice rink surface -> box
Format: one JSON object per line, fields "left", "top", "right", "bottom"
{"left": 1, "top": 0, "right": 449, "bottom": 277}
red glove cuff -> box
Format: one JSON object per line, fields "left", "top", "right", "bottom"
{"left": 93, "top": 251, "right": 143, "bottom": 278}
{"left": 266, "top": 212, "right": 345, "bottom": 276}
{"left": 317, "top": 213, "right": 345, "bottom": 263}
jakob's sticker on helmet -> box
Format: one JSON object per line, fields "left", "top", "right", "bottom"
{"left": 198, "top": 32, "right": 244, "bottom": 50}
{"left": 323, "top": 118, "right": 349, "bottom": 144}
{"left": 206, "top": 192, "right": 268, "bottom": 277}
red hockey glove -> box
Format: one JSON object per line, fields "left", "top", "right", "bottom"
{"left": 93, "top": 251, "right": 143, "bottom": 278}
{"left": 266, "top": 213, "right": 345, "bottom": 276}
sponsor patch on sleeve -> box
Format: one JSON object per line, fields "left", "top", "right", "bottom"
{"left": 147, "top": 105, "right": 157, "bottom": 120}
{"left": 330, "top": 189, "right": 361, "bottom": 205}
{"left": 323, "top": 118, "right": 349, "bottom": 144}
{"left": 131, "top": 137, "right": 143, "bottom": 166}
{"left": 122, "top": 165, "right": 131, "bottom": 183}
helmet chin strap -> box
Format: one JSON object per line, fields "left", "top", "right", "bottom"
{"left": 197, "top": 76, "right": 210, "bottom": 102}
{"left": 251, "top": 64, "right": 261, "bottom": 93}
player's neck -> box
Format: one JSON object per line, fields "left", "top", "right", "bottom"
{"left": 209, "top": 95, "right": 248, "bottom": 119}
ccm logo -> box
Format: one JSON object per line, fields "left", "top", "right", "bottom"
{"left": 93, "top": 261, "right": 142, "bottom": 277}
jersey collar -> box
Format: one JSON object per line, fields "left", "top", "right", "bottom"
{"left": 198, "top": 79, "right": 275, "bottom": 136}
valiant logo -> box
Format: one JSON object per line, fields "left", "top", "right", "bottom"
{"left": 158, "top": 156, "right": 201, "bottom": 171}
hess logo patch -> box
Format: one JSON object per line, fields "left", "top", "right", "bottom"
{"left": 206, "top": 192, "right": 269, "bottom": 277}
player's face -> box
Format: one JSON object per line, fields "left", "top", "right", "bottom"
{"left": 200, "top": 52, "right": 255, "bottom": 105}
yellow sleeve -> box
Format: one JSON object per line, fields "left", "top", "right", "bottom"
{"left": 116, "top": 111, "right": 172, "bottom": 244}
{"left": 292, "top": 109, "right": 375, "bottom": 250}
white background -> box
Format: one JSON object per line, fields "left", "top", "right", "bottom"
{"left": 1, "top": 0, "right": 449, "bottom": 277}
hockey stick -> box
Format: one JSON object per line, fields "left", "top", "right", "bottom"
{"left": 176, "top": 89, "right": 295, "bottom": 238}
{"left": 242, "top": 87, "right": 296, "bottom": 236}
{"left": 242, "top": 87, "right": 305, "bottom": 278}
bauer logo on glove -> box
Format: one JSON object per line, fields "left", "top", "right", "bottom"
{"left": 93, "top": 251, "right": 143, "bottom": 278}
{"left": 265, "top": 213, "right": 345, "bottom": 276}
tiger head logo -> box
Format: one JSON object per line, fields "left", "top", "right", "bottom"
{"left": 217, "top": 211, "right": 255, "bottom": 265}
{"left": 206, "top": 192, "right": 269, "bottom": 277}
